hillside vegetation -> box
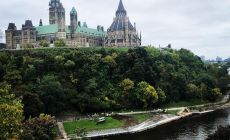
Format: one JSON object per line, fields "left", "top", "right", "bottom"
{"left": 0, "top": 47, "right": 229, "bottom": 118}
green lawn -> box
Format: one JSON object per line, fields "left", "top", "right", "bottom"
{"left": 63, "top": 117, "right": 125, "bottom": 134}
{"left": 163, "top": 99, "right": 209, "bottom": 108}
{"left": 63, "top": 114, "right": 153, "bottom": 134}
{"left": 131, "top": 113, "right": 152, "bottom": 122}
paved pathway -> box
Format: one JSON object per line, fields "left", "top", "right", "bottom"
{"left": 117, "top": 109, "right": 163, "bottom": 115}
{"left": 57, "top": 122, "right": 68, "bottom": 140}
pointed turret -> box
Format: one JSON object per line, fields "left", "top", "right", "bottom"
{"left": 70, "top": 7, "right": 78, "bottom": 35}
{"left": 39, "top": 19, "right": 43, "bottom": 26}
{"left": 116, "top": 0, "right": 127, "bottom": 17}
{"left": 70, "top": 7, "right": 77, "bottom": 15}
{"left": 107, "top": 0, "right": 141, "bottom": 47}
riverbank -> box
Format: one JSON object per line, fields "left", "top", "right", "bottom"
{"left": 84, "top": 109, "right": 227, "bottom": 139}
{"left": 83, "top": 111, "right": 213, "bottom": 138}
{"left": 64, "top": 110, "right": 216, "bottom": 139}
{"left": 62, "top": 94, "right": 230, "bottom": 139}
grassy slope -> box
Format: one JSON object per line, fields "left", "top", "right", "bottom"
{"left": 64, "top": 117, "right": 125, "bottom": 134}
{"left": 63, "top": 113, "right": 153, "bottom": 134}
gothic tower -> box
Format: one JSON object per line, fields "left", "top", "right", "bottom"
{"left": 70, "top": 7, "right": 78, "bottom": 35}
{"left": 107, "top": 0, "right": 141, "bottom": 47}
{"left": 21, "top": 20, "right": 36, "bottom": 45}
{"left": 5, "top": 23, "right": 17, "bottom": 49}
{"left": 49, "top": 0, "right": 66, "bottom": 32}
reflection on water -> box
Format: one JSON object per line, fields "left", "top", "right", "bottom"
{"left": 94, "top": 109, "right": 230, "bottom": 140}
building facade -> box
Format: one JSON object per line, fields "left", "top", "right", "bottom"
{"left": 5, "top": 21, "right": 36, "bottom": 49}
{"left": 107, "top": 0, "right": 141, "bottom": 47}
{"left": 5, "top": 0, "right": 141, "bottom": 49}
{"left": 6, "top": 0, "right": 106, "bottom": 49}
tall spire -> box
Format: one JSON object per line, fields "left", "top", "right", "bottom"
{"left": 70, "top": 7, "right": 77, "bottom": 15}
{"left": 116, "top": 0, "right": 127, "bottom": 16}
{"left": 39, "top": 19, "right": 43, "bottom": 26}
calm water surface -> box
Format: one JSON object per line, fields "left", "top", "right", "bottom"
{"left": 94, "top": 109, "right": 230, "bottom": 140}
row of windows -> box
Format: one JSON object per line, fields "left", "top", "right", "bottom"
{"left": 23, "top": 32, "right": 35, "bottom": 36}
{"left": 68, "top": 34, "right": 102, "bottom": 39}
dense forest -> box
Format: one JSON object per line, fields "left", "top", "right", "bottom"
{"left": 0, "top": 47, "right": 229, "bottom": 118}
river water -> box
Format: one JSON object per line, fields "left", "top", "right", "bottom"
{"left": 96, "top": 109, "right": 230, "bottom": 140}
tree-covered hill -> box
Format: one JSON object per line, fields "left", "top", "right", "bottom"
{"left": 0, "top": 47, "right": 229, "bottom": 117}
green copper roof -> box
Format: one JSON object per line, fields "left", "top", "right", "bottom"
{"left": 70, "top": 7, "right": 77, "bottom": 14}
{"left": 36, "top": 24, "right": 58, "bottom": 35}
{"left": 66, "top": 25, "right": 106, "bottom": 37}
{"left": 36, "top": 24, "right": 106, "bottom": 37}
{"left": 78, "top": 26, "right": 106, "bottom": 37}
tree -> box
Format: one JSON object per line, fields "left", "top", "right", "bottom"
{"left": 64, "top": 60, "right": 75, "bottom": 69}
{"left": 20, "top": 114, "right": 57, "bottom": 140}
{"left": 120, "top": 78, "right": 134, "bottom": 93}
{"left": 156, "top": 88, "right": 166, "bottom": 103}
{"left": 55, "top": 55, "right": 65, "bottom": 64}
{"left": 199, "top": 83, "right": 208, "bottom": 99}
{"left": 102, "top": 55, "right": 117, "bottom": 67}
{"left": 38, "top": 75, "right": 65, "bottom": 114}
{"left": 186, "top": 83, "right": 199, "bottom": 99}
{"left": 54, "top": 39, "right": 66, "bottom": 47}
{"left": 0, "top": 85, "right": 23, "bottom": 140}
{"left": 210, "top": 88, "right": 222, "bottom": 101}
{"left": 39, "top": 40, "right": 49, "bottom": 47}
{"left": 22, "top": 93, "right": 44, "bottom": 120}
{"left": 135, "top": 81, "right": 158, "bottom": 108}
{"left": 23, "top": 43, "right": 33, "bottom": 49}
{"left": 3, "top": 70, "right": 22, "bottom": 86}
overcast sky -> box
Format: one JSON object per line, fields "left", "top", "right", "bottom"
{"left": 0, "top": 0, "right": 230, "bottom": 59}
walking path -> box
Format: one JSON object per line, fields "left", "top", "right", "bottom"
{"left": 117, "top": 109, "right": 163, "bottom": 115}
{"left": 57, "top": 122, "right": 68, "bottom": 140}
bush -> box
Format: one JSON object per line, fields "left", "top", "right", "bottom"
{"left": 39, "top": 40, "right": 49, "bottom": 47}
{"left": 209, "top": 88, "right": 222, "bottom": 101}
{"left": 20, "top": 114, "right": 57, "bottom": 140}
{"left": 54, "top": 39, "right": 66, "bottom": 47}
{"left": 23, "top": 43, "right": 33, "bottom": 49}
{"left": 0, "top": 86, "right": 23, "bottom": 140}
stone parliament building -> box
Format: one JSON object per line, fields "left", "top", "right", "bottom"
{"left": 5, "top": 0, "right": 141, "bottom": 49}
